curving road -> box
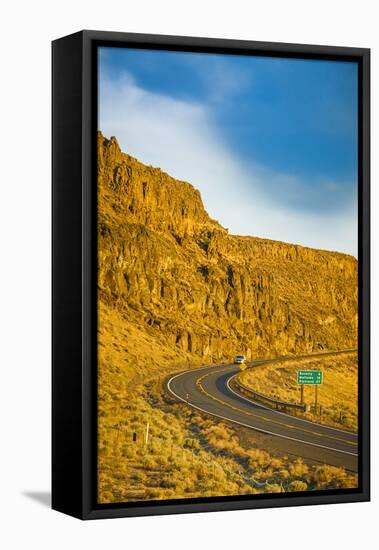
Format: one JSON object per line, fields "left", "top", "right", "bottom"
{"left": 167, "top": 354, "right": 358, "bottom": 472}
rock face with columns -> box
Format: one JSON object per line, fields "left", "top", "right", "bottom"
{"left": 97, "top": 131, "right": 358, "bottom": 363}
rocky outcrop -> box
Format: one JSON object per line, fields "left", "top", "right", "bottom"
{"left": 97, "top": 132, "right": 358, "bottom": 362}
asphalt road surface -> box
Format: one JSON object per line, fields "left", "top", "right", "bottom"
{"left": 167, "top": 353, "right": 358, "bottom": 472}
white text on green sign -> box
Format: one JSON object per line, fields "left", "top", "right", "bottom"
{"left": 297, "top": 370, "right": 323, "bottom": 385}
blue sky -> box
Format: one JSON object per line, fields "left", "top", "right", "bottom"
{"left": 99, "top": 47, "right": 358, "bottom": 255}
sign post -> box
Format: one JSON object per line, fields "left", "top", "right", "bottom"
{"left": 297, "top": 370, "right": 323, "bottom": 409}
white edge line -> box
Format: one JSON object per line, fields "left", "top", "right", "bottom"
{"left": 226, "top": 374, "right": 359, "bottom": 438}
{"left": 167, "top": 371, "right": 358, "bottom": 458}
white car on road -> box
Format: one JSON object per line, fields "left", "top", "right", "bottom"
{"left": 234, "top": 354, "right": 246, "bottom": 365}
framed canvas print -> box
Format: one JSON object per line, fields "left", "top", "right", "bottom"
{"left": 52, "top": 30, "right": 370, "bottom": 520}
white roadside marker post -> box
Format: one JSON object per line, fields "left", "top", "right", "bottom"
{"left": 145, "top": 422, "right": 150, "bottom": 449}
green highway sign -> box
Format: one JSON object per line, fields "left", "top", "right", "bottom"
{"left": 297, "top": 370, "right": 323, "bottom": 385}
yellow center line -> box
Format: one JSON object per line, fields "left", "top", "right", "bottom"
{"left": 195, "top": 369, "right": 357, "bottom": 448}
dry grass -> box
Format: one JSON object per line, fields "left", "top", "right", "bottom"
{"left": 98, "top": 305, "right": 357, "bottom": 503}
{"left": 239, "top": 352, "right": 358, "bottom": 431}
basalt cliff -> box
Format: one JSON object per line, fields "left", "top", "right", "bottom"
{"left": 97, "top": 131, "right": 358, "bottom": 363}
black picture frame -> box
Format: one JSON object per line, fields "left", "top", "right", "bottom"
{"left": 52, "top": 30, "right": 370, "bottom": 520}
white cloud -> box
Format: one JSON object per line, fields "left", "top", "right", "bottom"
{"left": 187, "top": 54, "right": 254, "bottom": 104}
{"left": 99, "top": 72, "right": 357, "bottom": 257}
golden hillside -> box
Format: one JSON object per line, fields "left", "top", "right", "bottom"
{"left": 97, "top": 132, "right": 358, "bottom": 503}
{"left": 98, "top": 131, "right": 358, "bottom": 365}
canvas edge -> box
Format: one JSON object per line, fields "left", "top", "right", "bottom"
{"left": 52, "top": 30, "right": 370, "bottom": 520}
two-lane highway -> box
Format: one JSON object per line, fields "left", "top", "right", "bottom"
{"left": 167, "top": 356, "right": 358, "bottom": 471}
